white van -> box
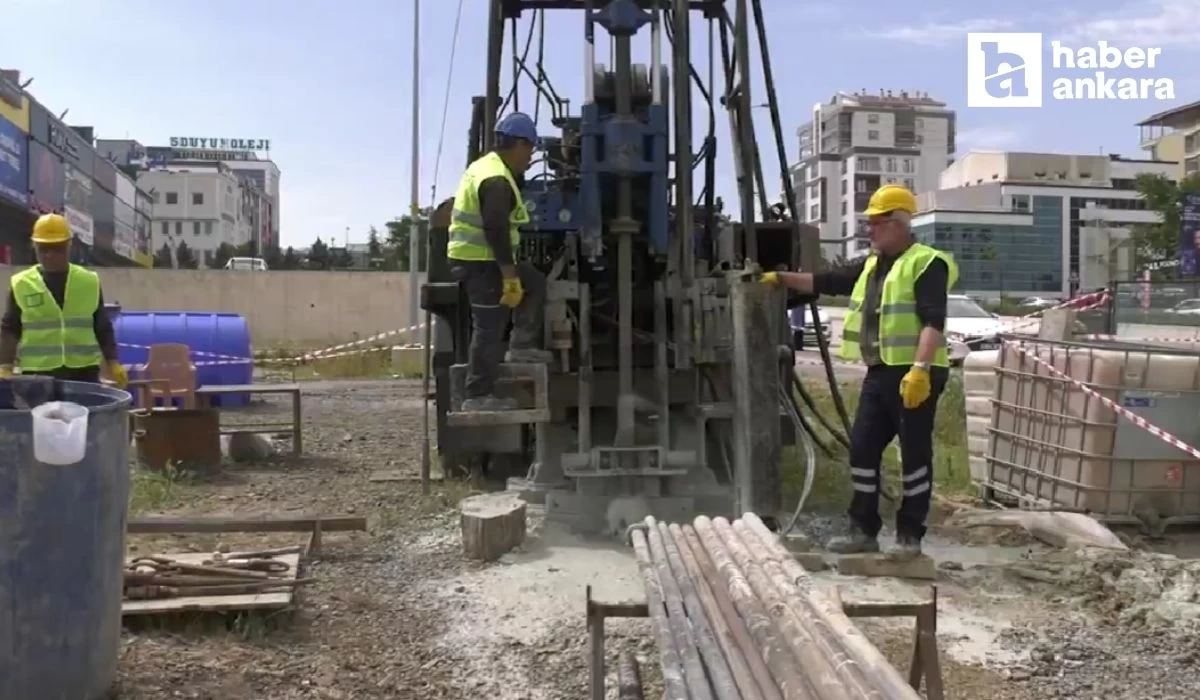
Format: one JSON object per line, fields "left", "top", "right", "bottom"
{"left": 224, "top": 257, "right": 268, "bottom": 271}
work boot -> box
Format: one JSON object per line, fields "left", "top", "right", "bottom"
{"left": 884, "top": 534, "right": 923, "bottom": 561}
{"left": 459, "top": 395, "right": 519, "bottom": 412}
{"left": 505, "top": 347, "right": 553, "bottom": 363}
{"left": 825, "top": 528, "right": 880, "bottom": 554}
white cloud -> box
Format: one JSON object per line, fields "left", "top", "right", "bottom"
{"left": 855, "top": 0, "right": 1200, "bottom": 49}
{"left": 957, "top": 126, "right": 1027, "bottom": 151}
{"left": 855, "top": 18, "right": 1017, "bottom": 46}
{"left": 1057, "top": 0, "right": 1200, "bottom": 47}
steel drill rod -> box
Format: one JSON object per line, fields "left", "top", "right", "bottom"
{"left": 631, "top": 526, "right": 693, "bottom": 700}
{"left": 672, "top": 523, "right": 774, "bottom": 700}
{"left": 692, "top": 517, "right": 815, "bottom": 700}
{"left": 656, "top": 522, "right": 741, "bottom": 700}
{"left": 618, "top": 651, "right": 645, "bottom": 700}
{"left": 646, "top": 518, "right": 716, "bottom": 700}
{"left": 729, "top": 519, "right": 877, "bottom": 699}
{"left": 741, "top": 514, "right": 923, "bottom": 700}
{"left": 711, "top": 518, "right": 855, "bottom": 700}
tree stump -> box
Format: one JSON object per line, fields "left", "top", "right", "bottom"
{"left": 460, "top": 493, "right": 527, "bottom": 562}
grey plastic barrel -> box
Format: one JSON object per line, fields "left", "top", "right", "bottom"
{"left": 0, "top": 378, "right": 133, "bottom": 700}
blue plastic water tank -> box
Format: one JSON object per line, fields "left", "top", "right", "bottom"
{"left": 0, "top": 379, "right": 133, "bottom": 700}
{"left": 114, "top": 311, "right": 253, "bottom": 407}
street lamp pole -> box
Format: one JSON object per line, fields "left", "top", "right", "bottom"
{"left": 407, "top": 0, "right": 422, "bottom": 331}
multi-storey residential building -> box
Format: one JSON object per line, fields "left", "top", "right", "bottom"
{"left": 790, "top": 90, "right": 956, "bottom": 261}
{"left": 137, "top": 165, "right": 254, "bottom": 268}
{"left": 914, "top": 151, "right": 1176, "bottom": 297}
{"left": 1137, "top": 99, "right": 1200, "bottom": 180}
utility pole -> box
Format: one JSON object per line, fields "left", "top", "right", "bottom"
{"left": 408, "top": 0, "right": 421, "bottom": 331}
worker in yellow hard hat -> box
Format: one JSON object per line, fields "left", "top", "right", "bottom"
{"left": 762, "top": 184, "right": 957, "bottom": 561}
{"left": 0, "top": 213, "right": 128, "bottom": 388}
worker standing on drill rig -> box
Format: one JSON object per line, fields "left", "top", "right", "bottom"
{"left": 448, "top": 112, "right": 553, "bottom": 412}
{"left": 0, "top": 213, "right": 128, "bottom": 387}
{"left": 763, "top": 184, "right": 957, "bottom": 560}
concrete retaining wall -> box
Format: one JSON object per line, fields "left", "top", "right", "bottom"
{"left": 0, "top": 265, "right": 425, "bottom": 349}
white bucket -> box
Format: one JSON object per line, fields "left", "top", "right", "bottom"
{"left": 31, "top": 401, "right": 90, "bottom": 465}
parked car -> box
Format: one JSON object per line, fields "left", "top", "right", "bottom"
{"left": 224, "top": 256, "right": 268, "bottom": 271}
{"left": 788, "top": 304, "right": 830, "bottom": 349}
{"left": 1016, "top": 296, "right": 1060, "bottom": 310}
{"left": 1166, "top": 298, "right": 1200, "bottom": 316}
{"left": 944, "top": 295, "right": 1004, "bottom": 353}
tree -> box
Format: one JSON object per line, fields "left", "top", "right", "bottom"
{"left": 366, "top": 226, "right": 385, "bottom": 268}
{"left": 332, "top": 247, "right": 355, "bottom": 268}
{"left": 175, "top": 241, "right": 198, "bottom": 269}
{"left": 281, "top": 246, "right": 300, "bottom": 270}
{"left": 236, "top": 239, "right": 260, "bottom": 258}
{"left": 212, "top": 242, "right": 236, "bottom": 269}
{"left": 384, "top": 210, "right": 430, "bottom": 272}
{"left": 308, "top": 237, "right": 330, "bottom": 270}
{"left": 153, "top": 243, "right": 174, "bottom": 269}
{"left": 1132, "top": 173, "right": 1200, "bottom": 270}
{"left": 262, "top": 243, "right": 283, "bottom": 269}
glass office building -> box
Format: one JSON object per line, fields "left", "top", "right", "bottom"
{"left": 912, "top": 195, "right": 1064, "bottom": 294}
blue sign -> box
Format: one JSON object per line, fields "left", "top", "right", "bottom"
{"left": 0, "top": 115, "right": 29, "bottom": 207}
{"left": 1181, "top": 193, "right": 1200, "bottom": 277}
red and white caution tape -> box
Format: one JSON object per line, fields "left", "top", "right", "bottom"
{"left": 297, "top": 323, "right": 425, "bottom": 361}
{"left": 1083, "top": 333, "right": 1200, "bottom": 343}
{"left": 958, "top": 290, "right": 1110, "bottom": 343}
{"left": 1004, "top": 339, "right": 1200, "bottom": 463}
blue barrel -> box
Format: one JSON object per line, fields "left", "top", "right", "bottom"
{"left": 0, "top": 379, "right": 132, "bottom": 700}
{"left": 114, "top": 311, "right": 253, "bottom": 406}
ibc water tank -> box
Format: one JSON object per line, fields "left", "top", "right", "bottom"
{"left": 0, "top": 378, "right": 132, "bottom": 700}
{"left": 114, "top": 311, "right": 253, "bottom": 406}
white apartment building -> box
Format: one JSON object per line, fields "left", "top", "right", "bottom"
{"left": 138, "top": 165, "right": 258, "bottom": 268}
{"left": 790, "top": 90, "right": 956, "bottom": 260}
{"left": 914, "top": 151, "right": 1176, "bottom": 296}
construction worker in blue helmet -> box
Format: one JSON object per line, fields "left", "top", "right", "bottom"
{"left": 446, "top": 112, "right": 552, "bottom": 412}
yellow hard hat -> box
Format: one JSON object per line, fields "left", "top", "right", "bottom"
{"left": 32, "top": 213, "right": 72, "bottom": 244}
{"left": 863, "top": 184, "right": 917, "bottom": 217}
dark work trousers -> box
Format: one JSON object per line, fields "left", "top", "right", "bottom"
{"left": 847, "top": 363, "right": 948, "bottom": 541}
{"left": 451, "top": 260, "right": 546, "bottom": 399}
{"left": 23, "top": 365, "right": 103, "bottom": 384}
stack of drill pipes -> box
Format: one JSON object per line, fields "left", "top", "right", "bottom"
{"left": 691, "top": 516, "right": 819, "bottom": 700}
{"left": 673, "top": 523, "right": 782, "bottom": 700}
{"left": 705, "top": 517, "right": 856, "bottom": 700}
{"left": 630, "top": 525, "right": 697, "bottom": 700}
{"left": 649, "top": 519, "right": 741, "bottom": 700}
{"left": 728, "top": 519, "right": 877, "bottom": 699}
{"left": 741, "top": 514, "right": 923, "bottom": 700}
{"left": 643, "top": 520, "right": 718, "bottom": 700}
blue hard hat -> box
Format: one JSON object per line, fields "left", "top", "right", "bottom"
{"left": 495, "top": 112, "right": 538, "bottom": 144}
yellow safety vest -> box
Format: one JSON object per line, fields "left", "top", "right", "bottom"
{"left": 840, "top": 243, "right": 958, "bottom": 367}
{"left": 446, "top": 152, "right": 529, "bottom": 261}
{"left": 11, "top": 264, "right": 103, "bottom": 371}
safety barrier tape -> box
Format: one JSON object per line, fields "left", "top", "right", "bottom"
{"left": 1083, "top": 333, "right": 1200, "bottom": 343}
{"left": 1004, "top": 339, "right": 1200, "bottom": 468}
{"left": 955, "top": 289, "right": 1111, "bottom": 343}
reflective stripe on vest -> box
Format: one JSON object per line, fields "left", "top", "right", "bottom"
{"left": 446, "top": 152, "right": 530, "bottom": 261}
{"left": 11, "top": 264, "right": 102, "bottom": 371}
{"left": 839, "top": 243, "right": 959, "bottom": 367}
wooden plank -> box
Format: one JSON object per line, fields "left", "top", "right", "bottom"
{"left": 127, "top": 514, "right": 367, "bottom": 534}
{"left": 196, "top": 384, "right": 301, "bottom": 394}
{"left": 122, "top": 551, "right": 300, "bottom": 616}
{"left": 369, "top": 469, "right": 444, "bottom": 483}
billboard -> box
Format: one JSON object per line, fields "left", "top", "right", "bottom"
{"left": 0, "top": 74, "right": 29, "bottom": 133}
{"left": 64, "top": 163, "right": 94, "bottom": 245}
{"left": 0, "top": 115, "right": 28, "bottom": 207}
{"left": 1182, "top": 193, "right": 1200, "bottom": 277}
{"left": 29, "top": 101, "right": 93, "bottom": 178}
{"left": 114, "top": 197, "right": 136, "bottom": 262}
{"left": 28, "top": 139, "right": 64, "bottom": 214}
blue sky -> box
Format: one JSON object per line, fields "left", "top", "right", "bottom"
{"left": 3, "top": 0, "right": 1198, "bottom": 248}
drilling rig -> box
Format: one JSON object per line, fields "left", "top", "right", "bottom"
{"left": 421, "top": 0, "right": 849, "bottom": 535}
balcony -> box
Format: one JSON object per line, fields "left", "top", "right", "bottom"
{"left": 1139, "top": 124, "right": 1174, "bottom": 146}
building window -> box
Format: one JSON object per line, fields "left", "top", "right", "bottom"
{"left": 165, "top": 192, "right": 178, "bottom": 205}
{"left": 809, "top": 203, "right": 819, "bottom": 221}
{"left": 867, "top": 130, "right": 879, "bottom": 141}
{"left": 808, "top": 183, "right": 820, "bottom": 199}
{"left": 857, "top": 156, "right": 880, "bottom": 171}
{"left": 160, "top": 221, "right": 169, "bottom": 236}
{"left": 205, "top": 221, "right": 214, "bottom": 235}
{"left": 841, "top": 201, "right": 847, "bottom": 215}
{"left": 175, "top": 221, "right": 182, "bottom": 235}
{"left": 904, "top": 178, "right": 916, "bottom": 191}
{"left": 902, "top": 158, "right": 914, "bottom": 174}
{"left": 915, "top": 118, "right": 924, "bottom": 129}
{"left": 1186, "top": 156, "right": 1200, "bottom": 175}
{"left": 915, "top": 134, "right": 924, "bottom": 145}
{"left": 840, "top": 179, "right": 847, "bottom": 195}
{"left": 840, "top": 160, "right": 848, "bottom": 174}
{"left": 1012, "top": 194, "right": 1031, "bottom": 211}
{"left": 867, "top": 113, "right": 879, "bottom": 124}
{"left": 841, "top": 221, "right": 847, "bottom": 236}
{"left": 193, "top": 192, "right": 204, "bottom": 205}
{"left": 885, "top": 157, "right": 896, "bottom": 172}
{"left": 193, "top": 221, "right": 201, "bottom": 235}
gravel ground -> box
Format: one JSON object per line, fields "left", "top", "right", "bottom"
{"left": 114, "top": 377, "right": 1200, "bottom": 700}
